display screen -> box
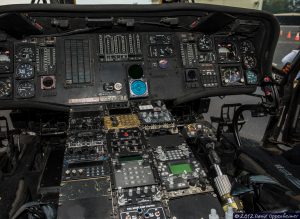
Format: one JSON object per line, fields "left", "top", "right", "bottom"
{"left": 68, "top": 160, "right": 103, "bottom": 168}
{"left": 220, "top": 66, "right": 245, "bottom": 86}
{"left": 169, "top": 163, "right": 193, "bottom": 175}
{"left": 119, "top": 154, "right": 143, "bottom": 162}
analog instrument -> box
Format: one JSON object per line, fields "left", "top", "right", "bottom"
{"left": 16, "top": 63, "right": 34, "bottom": 79}
{"left": 0, "top": 47, "right": 11, "bottom": 62}
{"left": 128, "top": 64, "right": 143, "bottom": 79}
{"left": 198, "top": 35, "right": 213, "bottom": 51}
{"left": 243, "top": 55, "right": 257, "bottom": 69}
{"left": 220, "top": 66, "right": 244, "bottom": 86}
{"left": 240, "top": 40, "right": 254, "bottom": 54}
{"left": 16, "top": 80, "right": 35, "bottom": 98}
{"left": 0, "top": 47, "right": 11, "bottom": 73}
{"left": 0, "top": 78, "right": 12, "bottom": 98}
{"left": 246, "top": 70, "right": 258, "bottom": 84}
{"left": 130, "top": 80, "right": 148, "bottom": 97}
{"left": 217, "top": 42, "right": 239, "bottom": 62}
{"left": 16, "top": 46, "right": 35, "bottom": 62}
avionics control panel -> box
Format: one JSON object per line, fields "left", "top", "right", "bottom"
{"left": 0, "top": 32, "right": 260, "bottom": 106}
{"left": 57, "top": 103, "right": 219, "bottom": 219}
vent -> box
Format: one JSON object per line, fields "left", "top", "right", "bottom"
{"left": 64, "top": 39, "right": 91, "bottom": 85}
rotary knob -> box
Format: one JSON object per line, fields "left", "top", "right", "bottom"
{"left": 159, "top": 59, "right": 168, "bottom": 69}
{"left": 156, "top": 146, "right": 163, "bottom": 153}
{"left": 158, "top": 153, "right": 167, "bottom": 161}
{"left": 144, "top": 114, "right": 152, "bottom": 123}
{"left": 118, "top": 187, "right": 123, "bottom": 195}
{"left": 118, "top": 194, "right": 126, "bottom": 206}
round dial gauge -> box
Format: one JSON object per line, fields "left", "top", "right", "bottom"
{"left": 0, "top": 78, "right": 12, "bottom": 98}
{"left": 16, "top": 80, "right": 35, "bottom": 98}
{"left": 130, "top": 80, "right": 147, "bottom": 97}
{"left": 243, "top": 55, "right": 257, "bottom": 69}
{"left": 16, "top": 63, "right": 34, "bottom": 79}
{"left": 217, "top": 42, "right": 239, "bottom": 62}
{"left": 198, "top": 35, "right": 213, "bottom": 51}
{"left": 17, "top": 47, "right": 35, "bottom": 62}
{"left": 240, "top": 40, "right": 254, "bottom": 53}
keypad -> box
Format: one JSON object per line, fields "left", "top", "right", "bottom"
{"left": 114, "top": 161, "right": 155, "bottom": 188}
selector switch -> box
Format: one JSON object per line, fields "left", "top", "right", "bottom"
{"left": 144, "top": 186, "right": 149, "bottom": 194}
{"left": 136, "top": 187, "right": 141, "bottom": 195}
{"left": 65, "top": 170, "right": 71, "bottom": 175}
{"left": 114, "top": 82, "right": 123, "bottom": 91}
{"left": 103, "top": 82, "right": 114, "bottom": 91}
{"left": 71, "top": 169, "right": 77, "bottom": 175}
{"left": 128, "top": 189, "right": 133, "bottom": 197}
{"left": 78, "top": 169, "right": 84, "bottom": 175}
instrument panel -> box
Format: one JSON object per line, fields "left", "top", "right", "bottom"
{"left": 0, "top": 5, "right": 280, "bottom": 219}
{"left": 0, "top": 31, "right": 259, "bottom": 105}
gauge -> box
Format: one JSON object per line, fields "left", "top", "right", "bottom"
{"left": 243, "top": 55, "right": 257, "bottom": 69}
{"left": 198, "top": 35, "right": 213, "bottom": 51}
{"left": 16, "top": 80, "right": 35, "bottom": 98}
{"left": 272, "top": 72, "right": 284, "bottom": 85}
{"left": 17, "top": 46, "right": 35, "bottom": 62}
{"left": 220, "top": 66, "right": 245, "bottom": 86}
{"left": 0, "top": 47, "right": 12, "bottom": 73}
{"left": 128, "top": 64, "right": 143, "bottom": 79}
{"left": 246, "top": 70, "right": 258, "bottom": 84}
{"left": 130, "top": 80, "right": 148, "bottom": 97}
{"left": 199, "top": 52, "right": 216, "bottom": 63}
{"left": 240, "top": 40, "right": 254, "bottom": 53}
{"left": 0, "top": 78, "right": 12, "bottom": 98}
{"left": 16, "top": 63, "right": 34, "bottom": 79}
{"left": 0, "top": 47, "right": 10, "bottom": 62}
{"left": 217, "top": 42, "right": 239, "bottom": 62}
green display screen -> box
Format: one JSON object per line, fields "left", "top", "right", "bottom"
{"left": 169, "top": 163, "right": 193, "bottom": 175}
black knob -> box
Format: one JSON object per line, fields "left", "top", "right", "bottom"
{"left": 188, "top": 70, "right": 196, "bottom": 79}
{"left": 189, "top": 178, "right": 197, "bottom": 187}
{"left": 185, "top": 69, "right": 198, "bottom": 82}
